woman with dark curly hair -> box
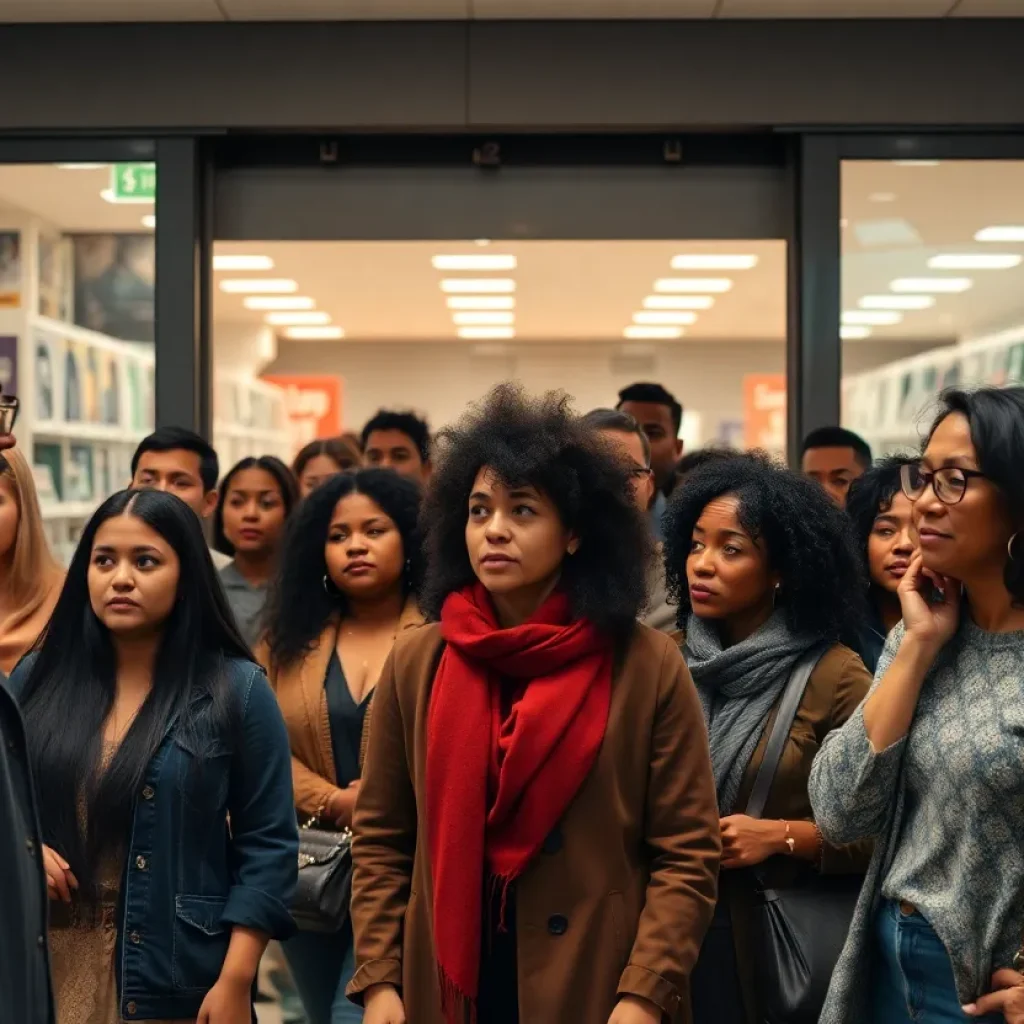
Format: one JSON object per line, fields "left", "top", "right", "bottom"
{"left": 259, "top": 469, "right": 425, "bottom": 1024}
{"left": 845, "top": 455, "right": 918, "bottom": 673}
{"left": 347, "top": 385, "right": 720, "bottom": 1024}
{"left": 811, "top": 388, "right": 1024, "bottom": 1024}
{"left": 662, "top": 451, "right": 873, "bottom": 1024}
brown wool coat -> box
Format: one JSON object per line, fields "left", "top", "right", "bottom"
{"left": 256, "top": 597, "right": 424, "bottom": 819}
{"left": 347, "top": 623, "right": 723, "bottom": 1024}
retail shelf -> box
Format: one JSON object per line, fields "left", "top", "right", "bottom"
{"left": 40, "top": 500, "right": 99, "bottom": 521}
{"left": 32, "top": 422, "right": 149, "bottom": 444}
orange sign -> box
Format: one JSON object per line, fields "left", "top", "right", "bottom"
{"left": 261, "top": 374, "right": 343, "bottom": 453}
{"left": 743, "top": 374, "right": 786, "bottom": 451}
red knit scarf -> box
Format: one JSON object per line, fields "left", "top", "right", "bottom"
{"left": 427, "top": 583, "right": 612, "bottom": 1024}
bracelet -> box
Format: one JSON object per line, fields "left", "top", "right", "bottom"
{"left": 783, "top": 820, "right": 796, "bottom": 856}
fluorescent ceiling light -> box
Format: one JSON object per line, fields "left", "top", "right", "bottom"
{"left": 284, "top": 326, "right": 344, "bottom": 340}
{"left": 632, "top": 311, "right": 697, "bottom": 326}
{"left": 869, "top": 192, "right": 896, "bottom": 203}
{"left": 927, "top": 253, "right": 1022, "bottom": 270}
{"left": 213, "top": 255, "right": 275, "bottom": 271}
{"left": 654, "top": 278, "right": 732, "bottom": 293}
{"left": 670, "top": 254, "right": 758, "bottom": 270}
{"left": 243, "top": 296, "right": 315, "bottom": 311}
{"left": 440, "top": 279, "right": 516, "bottom": 294}
{"left": 893, "top": 160, "right": 940, "bottom": 167}
{"left": 447, "top": 296, "right": 515, "bottom": 310}
{"left": 623, "top": 325, "right": 684, "bottom": 340}
{"left": 975, "top": 226, "right": 1024, "bottom": 242}
{"left": 220, "top": 279, "right": 298, "bottom": 294}
{"left": 453, "top": 312, "right": 515, "bottom": 326}
{"left": 265, "top": 311, "right": 331, "bottom": 326}
{"left": 141, "top": 214, "right": 156, "bottom": 229}
{"left": 841, "top": 326, "right": 872, "bottom": 340}
{"left": 859, "top": 295, "right": 935, "bottom": 310}
{"left": 432, "top": 255, "right": 517, "bottom": 271}
{"left": 56, "top": 162, "right": 107, "bottom": 170}
{"left": 890, "top": 277, "right": 973, "bottom": 293}
{"left": 457, "top": 327, "right": 516, "bottom": 340}
{"left": 99, "top": 188, "right": 152, "bottom": 205}
{"left": 643, "top": 295, "right": 715, "bottom": 310}
{"left": 842, "top": 311, "right": 903, "bottom": 326}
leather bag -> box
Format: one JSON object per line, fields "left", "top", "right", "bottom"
{"left": 744, "top": 646, "right": 863, "bottom": 1024}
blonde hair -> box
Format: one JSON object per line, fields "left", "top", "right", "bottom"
{"left": 0, "top": 446, "right": 62, "bottom": 613}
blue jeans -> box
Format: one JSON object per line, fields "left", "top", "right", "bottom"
{"left": 283, "top": 925, "right": 363, "bottom": 1024}
{"left": 872, "top": 900, "right": 999, "bottom": 1023}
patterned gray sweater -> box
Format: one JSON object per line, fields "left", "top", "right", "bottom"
{"left": 809, "top": 617, "right": 1024, "bottom": 1024}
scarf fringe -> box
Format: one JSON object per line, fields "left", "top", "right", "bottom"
{"left": 438, "top": 964, "right": 477, "bottom": 1024}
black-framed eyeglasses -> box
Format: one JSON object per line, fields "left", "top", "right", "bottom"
{"left": 900, "top": 462, "right": 987, "bottom": 506}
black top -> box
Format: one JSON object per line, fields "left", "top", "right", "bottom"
{"left": 324, "top": 651, "right": 371, "bottom": 788}
{"left": 0, "top": 678, "right": 55, "bottom": 1024}
{"left": 478, "top": 882, "right": 519, "bottom": 1024}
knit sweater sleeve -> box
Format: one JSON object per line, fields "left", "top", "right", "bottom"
{"left": 808, "top": 624, "right": 908, "bottom": 846}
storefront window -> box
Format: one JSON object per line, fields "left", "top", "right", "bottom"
{"left": 841, "top": 159, "right": 1024, "bottom": 456}
{"left": 0, "top": 161, "right": 156, "bottom": 561}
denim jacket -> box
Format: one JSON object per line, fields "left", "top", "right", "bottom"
{"left": 10, "top": 656, "right": 299, "bottom": 1021}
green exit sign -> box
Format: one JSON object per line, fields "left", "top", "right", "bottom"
{"left": 111, "top": 163, "right": 156, "bottom": 202}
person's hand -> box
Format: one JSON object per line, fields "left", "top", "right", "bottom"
{"left": 41, "top": 845, "right": 78, "bottom": 902}
{"left": 607, "top": 994, "right": 661, "bottom": 1024}
{"left": 328, "top": 782, "right": 360, "bottom": 828}
{"left": 197, "top": 974, "right": 252, "bottom": 1023}
{"left": 719, "top": 814, "right": 781, "bottom": 869}
{"left": 898, "top": 552, "right": 960, "bottom": 655}
{"left": 363, "top": 983, "right": 406, "bottom": 1024}
{"left": 963, "top": 968, "right": 1024, "bottom": 1020}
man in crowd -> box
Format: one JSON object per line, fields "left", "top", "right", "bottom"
{"left": 616, "top": 382, "right": 684, "bottom": 541}
{"left": 361, "top": 409, "right": 432, "bottom": 486}
{"left": 583, "top": 408, "right": 675, "bottom": 633}
{"left": 130, "top": 426, "right": 228, "bottom": 567}
{"left": 800, "top": 425, "right": 873, "bottom": 509}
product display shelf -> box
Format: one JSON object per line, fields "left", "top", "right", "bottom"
{"left": 213, "top": 371, "right": 291, "bottom": 468}
{"left": 843, "top": 324, "right": 1024, "bottom": 456}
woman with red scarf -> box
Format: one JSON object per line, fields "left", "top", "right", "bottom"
{"left": 346, "top": 385, "right": 721, "bottom": 1024}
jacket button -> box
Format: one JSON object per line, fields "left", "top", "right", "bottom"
{"left": 542, "top": 827, "right": 563, "bottom": 855}
{"left": 126, "top": 1002, "right": 137, "bottom": 1016}
{"left": 135, "top": 855, "right": 147, "bottom": 870}
{"left": 25, "top": 837, "right": 35, "bottom": 853}
{"left": 547, "top": 914, "right": 569, "bottom": 936}
{"left": 141, "top": 785, "right": 155, "bottom": 800}
{"left": 129, "top": 931, "right": 141, "bottom": 944}
{"left": 36, "top": 934, "right": 45, "bottom": 948}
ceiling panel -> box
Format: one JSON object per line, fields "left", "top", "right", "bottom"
{"left": 0, "top": 0, "right": 221, "bottom": 19}
{"left": 720, "top": 0, "right": 952, "bottom": 15}
{"left": 472, "top": 0, "right": 715, "bottom": 16}
{"left": 221, "top": 0, "right": 468, "bottom": 17}
{"left": 952, "top": 0, "right": 1024, "bottom": 15}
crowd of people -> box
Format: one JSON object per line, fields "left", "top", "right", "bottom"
{"left": 0, "top": 378, "right": 1022, "bottom": 1024}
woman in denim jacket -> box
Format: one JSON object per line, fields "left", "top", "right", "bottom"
{"left": 11, "top": 488, "right": 298, "bottom": 1024}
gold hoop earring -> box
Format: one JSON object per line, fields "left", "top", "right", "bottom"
{"left": 1009, "top": 533, "right": 1020, "bottom": 561}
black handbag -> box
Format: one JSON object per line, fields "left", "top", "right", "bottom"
{"left": 743, "top": 646, "right": 862, "bottom": 1024}
{"left": 291, "top": 822, "right": 353, "bottom": 933}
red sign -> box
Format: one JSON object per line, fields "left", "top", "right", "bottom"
{"left": 261, "top": 374, "right": 343, "bottom": 453}
{"left": 743, "top": 374, "right": 786, "bottom": 452}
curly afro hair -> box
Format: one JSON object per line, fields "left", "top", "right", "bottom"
{"left": 263, "top": 468, "right": 424, "bottom": 669}
{"left": 420, "top": 384, "right": 652, "bottom": 635}
{"left": 663, "top": 451, "right": 867, "bottom": 639}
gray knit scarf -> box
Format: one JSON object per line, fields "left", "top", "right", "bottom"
{"left": 684, "top": 611, "right": 816, "bottom": 815}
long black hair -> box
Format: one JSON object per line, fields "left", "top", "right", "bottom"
{"left": 263, "top": 469, "right": 424, "bottom": 671}
{"left": 420, "top": 384, "right": 651, "bottom": 635}
{"left": 846, "top": 454, "right": 917, "bottom": 581}
{"left": 213, "top": 455, "right": 299, "bottom": 556}
{"left": 19, "top": 489, "right": 252, "bottom": 897}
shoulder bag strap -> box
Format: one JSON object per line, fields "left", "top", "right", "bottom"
{"left": 745, "top": 645, "right": 829, "bottom": 820}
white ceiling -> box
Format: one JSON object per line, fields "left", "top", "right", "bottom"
{"left": 0, "top": 0, "right": 1020, "bottom": 20}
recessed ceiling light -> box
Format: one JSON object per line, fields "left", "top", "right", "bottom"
{"left": 643, "top": 295, "right": 715, "bottom": 310}
{"left": 840, "top": 326, "right": 872, "bottom": 340}
{"left": 859, "top": 295, "right": 935, "bottom": 310}
{"left": 669, "top": 255, "right": 758, "bottom": 270}
{"left": 219, "top": 279, "right": 298, "bottom": 294}
{"left": 457, "top": 327, "right": 516, "bottom": 340}
{"left": 632, "top": 311, "right": 697, "bottom": 326}
{"left": 893, "top": 160, "right": 940, "bottom": 167}
{"left": 447, "top": 296, "right": 515, "bottom": 310}
{"left": 474, "top": 239, "right": 492, "bottom": 247}
{"left": 99, "top": 188, "right": 152, "bottom": 205}
{"left": 243, "top": 296, "right": 316, "bottom": 311}
{"left": 842, "top": 311, "right": 903, "bottom": 326}
{"left": 453, "top": 312, "right": 515, "bottom": 326}
{"left": 869, "top": 192, "right": 897, "bottom": 203}
{"left": 623, "top": 325, "right": 684, "bottom": 339}
{"left": 975, "top": 226, "right": 1024, "bottom": 242}
{"left": 432, "top": 255, "right": 517, "bottom": 271}
{"left": 927, "top": 253, "right": 1022, "bottom": 270}
{"left": 265, "top": 311, "right": 331, "bottom": 326}
{"left": 213, "top": 255, "right": 275, "bottom": 271}
{"left": 141, "top": 214, "right": 156, "bottom": 229}
{"left": 654, "top": 278, "right": 732, "bottom": 293}
{"left": 440, "top": 279, "right": 516, "bottom": 294}
{"left": 284, "top": 326, "right": 344, "bottom": 340}
{"left": 890, "top": 277, "right": 973, "bottom": 293}
{"left": 56, "top": 162, "right": 108, "bottom": 170}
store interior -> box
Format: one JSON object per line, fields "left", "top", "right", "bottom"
{"left": 0, "top": 157, "right": 1022, "bottom": 560}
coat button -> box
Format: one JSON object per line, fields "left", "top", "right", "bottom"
{"left": 547, "top": 914, "right": 569, "bottom": 936}
{"left": 542, "top": 827, "right": 563, "bottom": 855}
{"left": 129, "top": 931, "right": 141, "bottom": 944}
{"left": 135, "top": 855, "right": 147, "bottom": 870}
{"left": 36, "top": 934, "right": 45, "bottom": 948}
{"left": 126, "top": 1001, "right": 137, "bottom": 1016}
{"left": 141, "top": 786, "right": 155, "bottom": 800}
{"left": 25, "top": 837, "right": 35, "bottom": 853}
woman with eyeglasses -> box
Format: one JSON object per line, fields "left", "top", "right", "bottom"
{"left": 810, "top": 386, "right": 1024, "bottom": 1024}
